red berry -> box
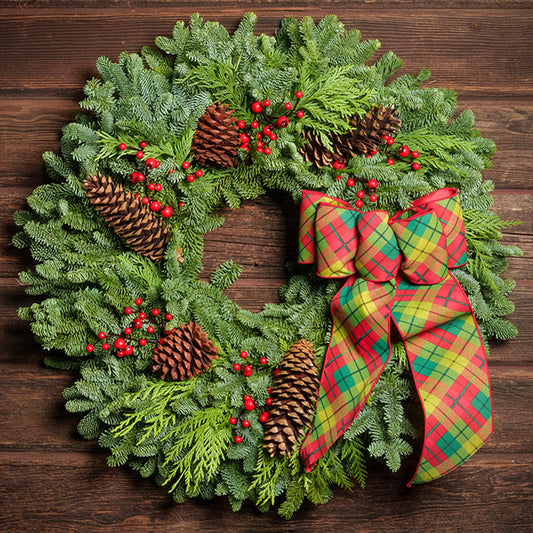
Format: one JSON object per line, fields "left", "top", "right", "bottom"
{"left": 335, "top": 175, "right": 342, "bottom": 181}
{"left": 386, "top": 138, "right": 395, "bottom": 146}
{"left": 150, "top": 201, "right": 161, "bottom": 212}
{"left": 256, "top": 147, "right": 263, "bottom": 153}
{"left": 114, "top": 338, "right": 126, "bottom": 350}
{"left": 257, "top": 141, "right": 263, "bottom": 148}
{"left": 136, "top": 150, "right": 144, "bottom": 159}
{"left": 139, "top": 338, "right": 147, "bottom": 346}
{"left": 152, "top": 308, "right": 160, "bottom": 316}
{"left": 134, "top": 193, "right": 140, "bottom": 199}
{"left": 366, "top": 154, "right": 372, "bottom": 158}
{"left": 347, "top": 179, "right": 355, "bottom": 187}
{"left": 178, "top": 202, "right": 185, "bottom": 208}
{"left": 285, "top": 102, "right": 292, "bottom": 110}
{"left": 251, "top": 120, "right": 259, "bottom": 129}
{"left": 229, "top": 417, "right": 237, "bottom": 425}
{"left": 411, "top": 151, "right": 420, "bottom": 159}
{"left": 182, "top": 161, "right": 190, "bottom": 170}
{"left": 98, "top": 331, "right": 106, "bottom": 339}
{"left": 119, "top": 143, "right": 127, "bottom": 150}
{"left": 276, "top": 116, "right": 289, "bottom": 128}
{"left": 259, "top": 412, "right": 270, "bottom": 422}
{"left": 244, "top": 400, "right": 255, "bottom": 411}
{"left": 133, "top": 319, "right": 142, "bottom": 329}
{"left": 333, "top": 161, "right": 341, "bottom": 170}
{"left": 154, "top": 159, "right": 160, "bottom": 167}
{"left": 117, "top": 351, "right": 125, "bottom": 358}
{"left": 147, "top": 326, "right": 155, "bottom": 334}
{"left": 262, "top": 126, "right": 271, "bottom": 135}
{"left": 131, "top": 172, "right": 140, "bottom": 183}
{"left": 256, "top": 133, "right": 262, "bottom": 140}
{"left": 356, "top": 190, "right": 365, "bottom": 199}
{"left": 244, "top": 365, "right": 253, "bottom": 374}
{"left": 263, "top": 99, "right": 271, "bottom": 107}
{"left": 139, "top": 312, "right": 146, "bottom": 320}
{"left": 234, "top": 435, "right": 242, "bottom": 443}
{"left": 242, "top": 419, "right": 251, "bottom": 428}
{"left": 267, "top": 386, "right": 272, "bottom": 393}
{"left": 124, "top": 346, "right": 133, "bottom": 356}
{"left": 139, "top": 141, "right": 147, "bottom": 148}
{"left": 243, "top": 395, "right": 252, "bottom": 401}
{"left": 165, "top": 313, "right": 173, "bottom": 321}
{"left": 141, "top": 196, "right": 150, "bottom": 205}
{"left": 155, "top": 184, "right": 162, "bottom": 192}
{"left": 138, "top": 173, "right": 145, "bottom": 182}
{"left": 266, "top": 398, "right": 273, "bottom": 405}
{"left": 240, "top": 144, "right": 250, "bottom": 152}
{"left": 295, "top": 91, "right": 303, "bottom": 98}
{"left": 381, "top": 134, "right": 391, "bottom": 141}
{"left": 86, "top": 344, "right": 94, "bottom": 352}
{"left": 264, "top": 147, "right": 272, "bottom": 155}
{"left": 233, "top": 363, "right": 241, "bottom": 371}
{"left": 195, "top": 169, "right": 203, "bottom": 177}
{"left": 269, "top": 133, "right": 277, "bottom": 141}
{"left": 187, "top": 174, "right": 195, "bottom": 182}
{"left": 260, "top": 357, "right": 268, "bottom": 365}
{"left": 240, "top": 134, "right": 250, "bottom": 143}
{"left": 370, "top": 194, "right": 378, "bottom": 202}
{"left": 251, "top": 101, "right": 262, "bottom": 113}
{"left": 370, "top": 148, "right": 378, "bottom": 155}
{"left": 387, "top": 158, "right": 395, "bottom": 166}
{"left": 368, "top": 179, "right": 378, "bottom": 189}
{"left": 240, "top": 350, "right": 248, "bottom": 359}
{"left": 237, "top": 120, "right": 246, "bottom": 129}
{"left": 412, "top": 162, "right": 421, "bottom": 170}
{"left": 296, "top": 110, "right": 304, "bottom": 118}
{"left": 125, "top": 307, "right": 133, "bottom": 315}
{"left": 148, "top": 182, "right": 155, "bottom": 191}
{"left": 145, "top": 157, "right": 156, "bottom": 168}
{"left": 124, "top": 327, "right": 132, "bottom": 335}
{"left": 161, "top": 206, "right": 173, "bottom": 218}
{"left": 102, "top": 343, "right": 110, "bottom": 351}
{"left": 355, "top": 199, "right": 363, "bottom": 208}
{"left": 135, "top": 298, "right": 143, "bottom": 306}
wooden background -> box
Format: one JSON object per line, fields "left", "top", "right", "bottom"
{"left": 1, "top": 1, "right": 531, "bottom": 531}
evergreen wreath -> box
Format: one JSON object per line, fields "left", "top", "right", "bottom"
{"left": 13, "top": 13, "right": 522, "bottom": 518}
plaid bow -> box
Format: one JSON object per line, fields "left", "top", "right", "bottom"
{"left": 298, "top": 188, "right": 493, "bottom": 485}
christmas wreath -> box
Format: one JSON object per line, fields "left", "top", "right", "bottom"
{"left": 13, "top": 14, "right": 522, "bottom": 518}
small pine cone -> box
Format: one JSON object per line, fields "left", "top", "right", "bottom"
{"left": 263, "top": 339, "right": 319, "bottom": 458}
{"left": 152, "top": 322, "right": 219, "bottom": 381}
{"left": 83, "top": 173, "right": 169, "bottom": 262}
{"left": 191, "top": 102, "right": 240, "bottom": 168}
{"left": 299, "top": 130, "right": 345, "bottom": 169}
{"left": 338, "top": 104, "right": 402, "bottom": 156}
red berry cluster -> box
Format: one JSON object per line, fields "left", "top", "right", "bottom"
{"left": 237, "top": 91, "right": 304, "bottom": 155}
{"left": 180, "top": 159, "right": 205, "bottom": 184}
{"left": 119, "top": 141, "right": 174, "bottom": 218}
{"left": 228, "top": 349, "right": 273, "bottom": 443}
{"left": 397, "top": 144, "right": 421, "bottom": 170}
{"left": 85, "top": 299, "right": 174, "bottom": 357}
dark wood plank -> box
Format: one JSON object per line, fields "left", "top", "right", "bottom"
{"left": 2, "top": 97, "right": 532, "bottom": 188}
{"left": 1, "top": 11, "right": 532, "bottom": 97}
{"left": 0, "top": 454, "right": 531, "bottom": 532}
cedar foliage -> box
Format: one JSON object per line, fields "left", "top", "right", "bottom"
{"left": 13, "top": 13, "right": 521, "bottom": 517}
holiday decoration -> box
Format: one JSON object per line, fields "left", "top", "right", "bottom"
{"left": 13, "top": 14, "right": 522, "bottom": 519}
{"left": 191, "top": 102, "right": 240, "bottom": 167}
{"left": 298, "top": 188, "right": 492, "bottom": 484}
{"left": 83, "top": 173, "right": 169, "bottom": 262}
{"left": 263, "top": 339, "right": 319, "bottom": 457}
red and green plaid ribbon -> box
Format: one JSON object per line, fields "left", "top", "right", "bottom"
{"left": 298, "top": 188, "right": 493, "bottom": 485}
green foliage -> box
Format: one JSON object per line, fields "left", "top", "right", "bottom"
{"left": 13, "top": 12, "right": 520, "bottom": 518}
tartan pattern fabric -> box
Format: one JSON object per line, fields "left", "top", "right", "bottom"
{"left": 299, "top": 188, "right": 493, "bottom": 485}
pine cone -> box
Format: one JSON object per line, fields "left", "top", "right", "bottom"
{"left": 263, "top": 339, "right": 319, "bottom": 458}
{"left": 338, "top": 104, "right": 402, "bottom": 156}
{"left": 83, "top": 173, "right": 169, "bottom": 262}
{"left": 191, "top": 102, "right": 240, "bottom": 168}
{"left": 299, "top": 130, "right": 346, "bottom": 169}
{"left": 152, "top": 322, "right": 219, "bottom": 381}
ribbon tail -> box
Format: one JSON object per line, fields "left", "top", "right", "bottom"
{"left": 300, "top": 276, "right": 396, "bottom": 470}
{"left": 392, "top": 274, "right": 493, "bottom": 485}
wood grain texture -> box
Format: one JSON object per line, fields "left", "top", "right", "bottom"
{"left": 1, "top": 3, "right": 532, "bottom": 531}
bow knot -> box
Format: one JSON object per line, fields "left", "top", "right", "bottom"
{"left": 298, "top": 187, "right": 492, "bottom": 486}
